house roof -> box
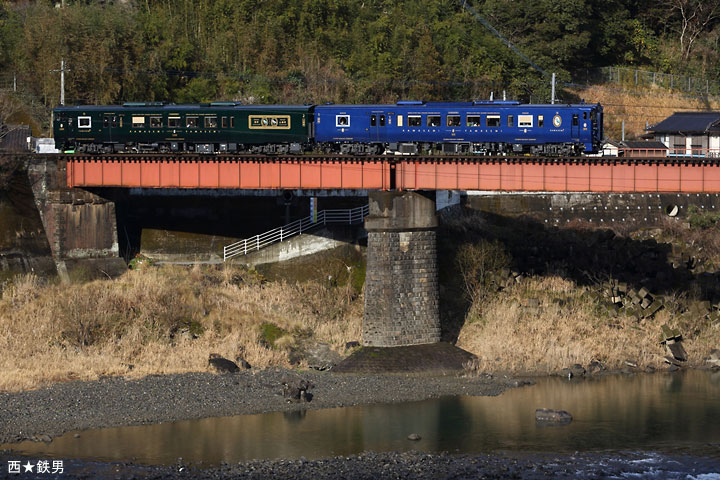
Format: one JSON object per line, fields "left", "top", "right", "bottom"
{"left": 621, "top": 141, "right": 667, "bottom": 149}
{"left": 0, "top": 125, "right": 30, "bottom": 152}
{"left": 649, "top": 112, "right": 720, "bottom": 134}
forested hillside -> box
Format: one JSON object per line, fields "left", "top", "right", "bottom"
{"left": 1, "top": 0, "right": 719, "bottom": 132}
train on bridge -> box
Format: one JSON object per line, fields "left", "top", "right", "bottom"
{"left": 53, "top": 100, "right": 603, "bottom": 157}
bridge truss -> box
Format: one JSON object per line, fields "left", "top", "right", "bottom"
{"left": 59, "top": 154, "right": 720, "bottom": 193}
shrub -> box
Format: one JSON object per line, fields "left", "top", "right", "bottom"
{"left": 455, "top": 240, "right": 510, "bottom": 304}
{"left": 687, "top": 204, "right": 720, "bottom": 229}
{"left": 259, "top": 322, "right": 289, "bottom": 349}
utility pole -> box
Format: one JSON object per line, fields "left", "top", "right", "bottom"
{"left": 52, "top": 60, "right": 69, "bottom": 105}
{"left": 551, "top": 73, "right": 556, "bottom": 104}
{"left": 60, "top": 59, "right": 65, "bottom": 105}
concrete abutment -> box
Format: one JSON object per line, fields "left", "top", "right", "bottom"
{"left": 26, "top": 156, "right": 126, "bottom": 281}
{"left": 362, "top": 191, "right": 441, "bottom": 347}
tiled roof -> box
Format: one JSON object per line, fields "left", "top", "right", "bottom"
{"left": 0, "top": 125, "right": 30, "bottom": 152}
{"left": 649, "top": 112, "right": 720, "bottom": 133}
{"left": 621, "top": 141, "right": 667, "bottom": 149}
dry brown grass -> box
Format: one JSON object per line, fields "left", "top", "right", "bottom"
{"left": 573, "top": 84, "right": 720, "bottom": 141}
{"left": 0, "top": 265, "right": 362, "bottom": 392}
{"left": 456, "top": 275, "right": 718, "bottom": 375}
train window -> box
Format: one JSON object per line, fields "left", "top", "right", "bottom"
{"left": 427, "top": 115, "right": 441, "bottom": 127}
{"left": 150, "top": 116, "right": 163, "bottom": 128}
{"left": 204, "top": 116, "right": 218, "bottom": 128}
{"left": 103, "top": 116, "right": 109, "bottom": 128}
{"left": 583, "top": 112, "right": 587, "bottom": 120}
{"left": 168, "top": 117, "right": 181, "bottom": 128}
{"left": 230, "top": 117, "right": 235, "bottom": 128}
{"left": 132, "top": 116, "right": 144, "bottom": 128}
{"left": 518, "top": 115, "right": 533, "bottom": 127}
{"left": 370, "top": 115, "right": 376, "bottom": 127}
{"left": 221, "top": 117, "right": 227, "bottom": 128}
{"left": 507, "top": 115, "right": 514, "bottom": 127}
{"left": 336, "top": 115, "right": 350, "bottom": 127}
{"left": 78, "top": 116, "right": 91, "bottom": 129}
{"left": 447, "top": 115, "right": 461, "bottom": 127}
{"left": 538, "top": 115, "right": 544, "bottom": 127}
{"left": 572, "top": 114, "right": 579, "bottom": 126}
{"left": 408, "top": 115, "right": 421, "bottom": 127}
{"left": 467, "top": 116, "right": 481, "bottom": 127}
{"left": 486, "top": 115, "right": 500, "bottom": 127}
{"left": 186, "top": 116, "right": 198, "bottom": 128}
{"left": 380, "top": 115, "right": 385, "bottom": 127}
{"left": 397, "top": 115, "right": 403, "bottom": 127}
{"left": 112, "top": 116, "right": 117, "bottom": 127}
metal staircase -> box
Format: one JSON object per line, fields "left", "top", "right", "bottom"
{"left": 223, "top": 204, "right": 369, "bottom": 261}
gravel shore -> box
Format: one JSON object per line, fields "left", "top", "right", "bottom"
{"left": 0, "top": 368, "right": 521, "bottom": 444}
{"left": 2, "top": 369, "right": 720, "bottom": 479}
{"left": 2, "top": 449, "right": 719, "bottom": 479}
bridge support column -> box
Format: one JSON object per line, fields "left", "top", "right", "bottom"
{"left": 363, "top": 191, "right": 440, "bottom": 346}
{"left": 27, "top": 157, "right": 126, "bottom": 281}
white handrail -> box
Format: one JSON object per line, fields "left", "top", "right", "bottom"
{"left": 223, "top": 204, "right": 369, "bottom": 261}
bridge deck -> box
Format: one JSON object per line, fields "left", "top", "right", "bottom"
{"left": 58, "top": 154, "right": 720, "bottom": 193}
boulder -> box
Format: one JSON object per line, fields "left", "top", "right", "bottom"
{"left": 289, "top": 340, "right": 343, "bottom": 371}
{"left": 587, "top": 360, "right": 605, "bottom": 375}
{"left": 535, "top": 409, "right": 573, "bottom": 425}
{"left": 407, "top": 433, "right": 422, "bottom": 441}
{"left": 235, "top": 356, "right": 252, "bottom": 369}
{"left": 707, "top": 349, "right": 720, "bottom": 367}
{"left": 570, "top": 364, "right": 586, "bottom": 377}
{"left": 666, "top": 341, "right": 688, "bottom": 362}
{"left": 624, "top": 359, "right": 638, "bottom": 368}
{"left": 208, "top": 354, "right": 240, "bottom": 373}
{"left": 282, "top": 377, "right": 314, "bottom": 403}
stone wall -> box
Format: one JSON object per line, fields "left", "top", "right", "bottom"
{"left": 363, "top": 229, "right": 440, "bottom": 346}
{"left": 363, "top": 191, "right": 440, "bottom": 347}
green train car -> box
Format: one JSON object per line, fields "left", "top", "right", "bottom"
{"left": 53, "top": 102, "right": 314, "bottom": 153}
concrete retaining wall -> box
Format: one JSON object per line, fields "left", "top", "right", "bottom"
{"left": 464, "top": 192, "right": 720, "bottom": 225}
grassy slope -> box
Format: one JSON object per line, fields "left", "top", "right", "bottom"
{"left": 574, "top": 84, "right": 720, "bottom": 141}
{"left": 0, "top": 265, "right": 362, "bottom": 391}
{"left": 3, "top": 212, "right": 719, "bottom": 392}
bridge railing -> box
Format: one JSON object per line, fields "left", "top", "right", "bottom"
{"left": 223, "top": 204, "right": 369, "bottom": 262}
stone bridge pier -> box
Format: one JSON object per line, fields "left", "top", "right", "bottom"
{"left": 26, "top": 156, "right": 126, "bottom": 281}
{"left": 362, "top": 191, "right": 440, "bottom": 346}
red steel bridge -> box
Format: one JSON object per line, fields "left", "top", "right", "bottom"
{"left": 62, "top": 154, "right": 720, "bottom": 193}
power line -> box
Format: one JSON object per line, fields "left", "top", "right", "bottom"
{"left": 457, "top": 0, "right": 548, "bottom": 78}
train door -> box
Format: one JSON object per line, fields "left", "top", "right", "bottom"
{"left": 103, "top": 114, "right": 117, "bottom": 143}
{"left": 571, "top": 113, "right": 579, "bottom": 138}
{"left": 370, "top": 113, "right": 387, "bottom": 143}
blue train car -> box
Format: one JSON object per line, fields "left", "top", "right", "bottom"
{"left": 314, "top": 101, "right": 602, "bottom": 155}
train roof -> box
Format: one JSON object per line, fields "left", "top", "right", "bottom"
{"left": 53, "top": 103, "right": 313, "bottom": 112}
{"left": 315, "top": 101, "right": 600, "bottom": 109}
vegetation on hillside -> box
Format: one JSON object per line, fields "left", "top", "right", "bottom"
{"left": 2, "top": 0, "right": 720, "bottom": 134}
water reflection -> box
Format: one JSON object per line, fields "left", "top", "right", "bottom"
{"left": 5, "top": 370, "right": 720, "bottom": 466}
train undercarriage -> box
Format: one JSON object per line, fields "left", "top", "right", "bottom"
{"left": 70, "top": 140, "right": 586, "bottom": 156}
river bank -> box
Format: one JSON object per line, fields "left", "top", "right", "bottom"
{"left": 3, "top": 449, "right": 719, "bottom": 479}
{"left": 3, "top": 369, "right": 720, "bottom": 479}
{"left": 0, "top": 368, "right": 523, "bottom": 445}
